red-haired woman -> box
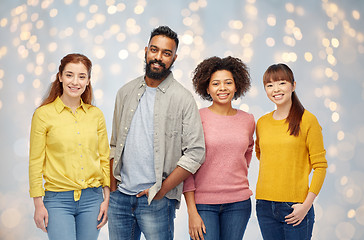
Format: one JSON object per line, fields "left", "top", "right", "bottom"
{"left": 255, "top": 63, "right": 328, "bottom": 240}
{"left": 29, "top": 53, "right": 110, "bottom": 240}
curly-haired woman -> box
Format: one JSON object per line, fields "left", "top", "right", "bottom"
{"left": 183, "top": 56, "right": 255, "bottom": 240}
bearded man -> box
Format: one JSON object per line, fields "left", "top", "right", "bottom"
{"left": 107, "top": 26, "right": 205, "bottom": 240}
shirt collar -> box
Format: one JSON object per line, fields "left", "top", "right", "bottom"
{"left": 139, "top": 72, "right": 175, "bottom": 93}
{"left": 156, "top": 72, "right": 174, "bottom": 93}
{"left": 54, "top": 96, "right": 88, "bottom": 114}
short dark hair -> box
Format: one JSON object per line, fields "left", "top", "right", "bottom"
{"left": 192, "top": 56, "right": 251, "bottom": 101}
{"left": 149, "top": 26, "right": 179, "bottom": 50}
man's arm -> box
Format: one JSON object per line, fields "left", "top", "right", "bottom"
{"left": 136, "top": 166, "right": 191, "bottom": 199}
{"left": 154, "top": 166, "right": 191, "bottom": 199}
{"left": 109, "top": 158, "right": 117, "bottom": 192}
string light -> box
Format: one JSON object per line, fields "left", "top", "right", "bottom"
{"left": 0, "top": 1, "right": 363, "bottom": 239}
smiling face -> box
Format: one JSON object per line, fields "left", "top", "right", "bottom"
{"left": 144, "top": 35, "right": 177, "bottom": 81}
{"left": 264, "top": 79, "right": 296, "bottom": 108}
{"left": 207, "top": 70, "right": 237, "bottom": 106}
{"left": 59, "top": 62, "right": 89, "bottom": 102}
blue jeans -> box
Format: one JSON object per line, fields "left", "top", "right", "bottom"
{"left": 195, "top": 198, "right": 251, "bottom": 240}
{"left": 108, "top": 191, "right": 177, "bottom": 240}
{"left": 256, "top": 200, "right": 315, "bottom": 240}
{"left": 43, "top": 187, "right": 103, "bottom": 240}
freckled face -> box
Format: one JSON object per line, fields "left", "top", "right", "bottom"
{"left": 59, "top": 62, "right": 89, "bottom": 100}
{"left": 207, "top": 70, "right": 236, "bottom": 105}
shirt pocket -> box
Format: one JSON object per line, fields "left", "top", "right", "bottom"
{"left": 165, "top": 114, "right": 181, "bottom": 139}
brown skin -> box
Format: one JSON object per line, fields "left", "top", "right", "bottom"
{"left": 136, "top": 166, "right": 191, "bottom": 200}
{"left": 110, "top": 34, "right": 191, "bottom": 200}
{"left": 110, "top": 158, "right": 117, "bottom": 192}
{"left": 144, "top": 35, "right": 177, "bottom": 87}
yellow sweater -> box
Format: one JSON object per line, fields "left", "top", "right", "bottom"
{"left": 255, "top": 110, "right": 327, "bottom": 203}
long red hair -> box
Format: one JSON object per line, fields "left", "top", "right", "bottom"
{"left": 39, "top": 53, "right": 93, "bottom": 107}
{"left": 263, "top": 63, "right": 305, "bottom": 136}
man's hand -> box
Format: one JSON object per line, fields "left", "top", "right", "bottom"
{"left": 136, "top": 188, "right": 165, "bottom": 200}
{"left": 136, "top": 189, "right": 149, "bottom": 198}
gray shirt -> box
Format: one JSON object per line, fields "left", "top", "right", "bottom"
{"left": 118, "top": 86, "right": 156, "bottom": 195}
{"left": 110, "top": 73, "right": 205, "bottom": 205}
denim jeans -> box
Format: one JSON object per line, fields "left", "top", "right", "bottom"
{"left": 43, "top": 187, "right": 103, "bottom": 240}
{"left": 195, "top": 198, "right": 251, "bottom": 240}
{"left": 256, "top": 200, "right": 315, "bottom": 240}
{"left": 108, "top": 191, "right": 177, "bottom": 240}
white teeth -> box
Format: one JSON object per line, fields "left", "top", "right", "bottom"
{"left": 273, "top": 94, "right": 283, "bottom": 99}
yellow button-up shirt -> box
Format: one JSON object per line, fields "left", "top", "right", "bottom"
{"left": 29, "top": 97, "right": 110, "bottom": 201}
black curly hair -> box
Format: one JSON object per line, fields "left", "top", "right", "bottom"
{"left": 192, "top": 56, "right": 251, "bottom": 101}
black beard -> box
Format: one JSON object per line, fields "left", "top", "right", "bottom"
{"left": 144, "top": 58, "right": 173, "bottom": 80}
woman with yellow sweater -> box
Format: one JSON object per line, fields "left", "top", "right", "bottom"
{"left": 255, "top": 63, "right": 327, "bottom": 240}
{"left": 29, "top": 53, "right": 110, "bottom": 239}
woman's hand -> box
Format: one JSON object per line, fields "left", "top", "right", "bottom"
{"left": 96, "top": 200, "right": 109, "bottom": 229}
{"left": 33, "top": 197, "right": 48, "bottom": 232}
{"left": 188, "top": 211, "right": 206, "bottom": 240}
{"left": 285, "top": 192, "right": 316, "bottom": 226}
{"left": 285, "top": 203, "right": 310, "bottom": 226}
{"left": 97, "top": 186, "right": 110, "bottom": 229}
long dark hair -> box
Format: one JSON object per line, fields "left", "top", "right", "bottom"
{"left": 263, "top": 63, "right": 304, "bottom": 136}
{"left": 39, "top": 53, "right": 93, "bottom": 107}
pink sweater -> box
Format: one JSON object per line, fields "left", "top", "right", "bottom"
{"left": 183, "top": 108, "right": 255, "bottom": 204}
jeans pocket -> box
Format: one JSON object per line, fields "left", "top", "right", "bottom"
{"left": 256, "top": 199, "right": 267, "bottom": 207}
{"left": 91, "top": 186, "right": 103, "bottom": 194}
{"left": 44, "top": 191, "right": 59, "bottom": 199}
{"left": 283, "top": 202, "right": 296, "bottom": 208}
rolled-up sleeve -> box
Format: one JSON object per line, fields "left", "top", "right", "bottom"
{"left": 177, "top": 95, "right": 205, "bottom": 174}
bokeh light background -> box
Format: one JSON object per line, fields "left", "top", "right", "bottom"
{"left": 0, "top": 0, "right": 364, "bottom": 239}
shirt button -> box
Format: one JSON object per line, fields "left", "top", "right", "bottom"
{"left": 79, "top": 143, "right": 81, "bottom": 146}
{"left": 131, "top": 109, "right": 134, "bottom": 112}
{"left": 80, "top": 155, "right": 83, "bottom": 157}
{"left": 125, "top": 127, "right": 128, "bottom": 131}
{"left": 77, "top": 132, "right": 80, "bottom": 134}
{"left": 120, "top": 143, "right": 123, "bottom": 147}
